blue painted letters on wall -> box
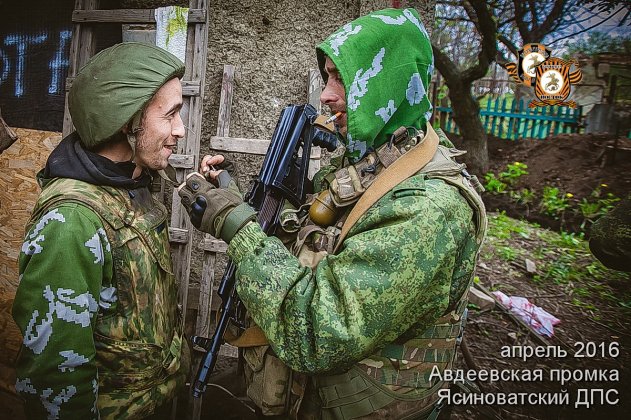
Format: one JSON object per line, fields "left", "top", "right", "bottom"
{"left": 0, "top": 30, "right": 71, "bottom": 98}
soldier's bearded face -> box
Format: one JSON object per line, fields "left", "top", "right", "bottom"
{"left": 134, "top": 77, "right": 185, "bottom": 170}
{"left": 320, "top": 57, "right": 348, "bottom": 138}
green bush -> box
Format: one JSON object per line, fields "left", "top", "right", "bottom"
{"left": 484, "top": 162, "right": 528, "bottom": 194}
{"left": 578, "top": 184, "right": 620, "bottom": 229}
{"left": 540, "top": 186, "right": 572, "bottom": 219}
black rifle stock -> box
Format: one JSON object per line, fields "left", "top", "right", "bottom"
{"left": 191, "top": 104, "right": 337, "bottom": 398}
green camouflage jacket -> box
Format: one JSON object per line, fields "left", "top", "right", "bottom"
{"left": 13, "top": 178, "right": 188, "bottom": 419}
{"left": 228, "top": 171, "right": 479, "bottom": 374}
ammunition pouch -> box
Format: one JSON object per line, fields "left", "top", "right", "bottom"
{"left": 243, "top": 346, "right": 308, "bottom": 417}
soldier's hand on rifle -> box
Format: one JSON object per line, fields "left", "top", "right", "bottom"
{"left": 177, "top": 172, "right": 256, "bottom": 243}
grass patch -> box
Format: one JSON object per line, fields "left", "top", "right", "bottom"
{"left": 484, "top": 212, "right": 630, "bottom": 312}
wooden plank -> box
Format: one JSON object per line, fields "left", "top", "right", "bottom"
{"left": 168, "top": 227, "right": 189, "bottom": 244}
{"left": 506, "top": 103, "right": 514, "bottom": 140}
{"left": 540, "top": 108, "right": 548, "bottom": 138}
{"left": 565, "top": 107, "right": 573, "bottom": 133}
{"left": 191, "top": 0, "right": 208, "bottom": 82}
{"left": 209, "top": 136, "right": 322, "bottom": 157}
{"left": 181, "top": 80, "right": 201, "bottom": 96}
{"left": 553, "top": 106, "right": 561, "bottom": 135}
{"left": 210, "top": 135, "right": 269, "bottom": 155}
{"left": 491, "top": 98, "right": 500, "bottom": 136}
{"left": 201, "top": 237, "right": 228, "bottom": 253}
{"left": 483, "top": 98, "right": 491, "bottom": 132}
{"left": 196, "top": 251, "right": 216, "bottom": 338}
{"left": 72, "top": 8, "right": 206, "bottom": 23}
{"left": 192, "top": 28, "right": 228, "bottom": 410}
{"left": 216, "top": 65, "right": 235, "bottom": 138}
{"left": 307, "top": 69, "right": 324, "bottom": 179}
{"left": 520, "top": 100, "right": 529, "bottom": 138}
{"left": 498, "top": 98, "right": 507, "bottom": 138}
{"left": 188, "top": 4, "right": 211, "bottom": 417}
{"left": 63, "top": 0, "right": 99, "bottom": 137}
{"left": 545, "top": 108, "right": 553, "bottom": 138}
{"left": 171, "top": 0, "right": 209, "bottom": 334}
{"left": 307, "top": 69, "right": 323, "bottom": 114}
{"left": 65, "top": 77, "right": 200, "bottom": 96}
{"left": 168, "top": 153, "right": 195, "bottom": 169}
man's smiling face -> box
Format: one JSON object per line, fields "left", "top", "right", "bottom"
{"left": 134, "top": 77, "right": 185, "bottom": 171}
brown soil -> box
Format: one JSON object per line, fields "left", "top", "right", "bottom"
{"left": 456, "top": 133, "right": 631, "bottom": 234}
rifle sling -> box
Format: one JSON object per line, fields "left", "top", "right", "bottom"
{"left": 333, "top": 123, "right": 439, "bottom": 254}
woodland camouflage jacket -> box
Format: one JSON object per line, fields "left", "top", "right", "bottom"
{"left": 12, "top": 177, "right": 188, "bottom": 419}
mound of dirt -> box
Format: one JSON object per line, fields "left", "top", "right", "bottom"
{"left": 452, "top": 133, "right": 631, "bottom": 233}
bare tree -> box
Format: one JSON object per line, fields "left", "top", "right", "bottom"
{"left": 431, "top": 0, "right": 497, "bottom": 174}
{"left": 431, "top": 0, "right": 612, "bottom": 174}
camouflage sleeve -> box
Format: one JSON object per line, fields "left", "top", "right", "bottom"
{"left": 228, "top": 176, "right": 475, "bottom": 373}
{"left": 12, "top": 203, "right": 112, "bottom": 419}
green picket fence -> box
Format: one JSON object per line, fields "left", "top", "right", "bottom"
{"left": 435, "top": 98, "right": 582, "bottom": 140}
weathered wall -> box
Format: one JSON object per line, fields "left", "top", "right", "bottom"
{"left": 201, "top": 0, "right": 434, "bottom": 150}
{"left": 201, "top": 0, "right": 354, "bottom": 148}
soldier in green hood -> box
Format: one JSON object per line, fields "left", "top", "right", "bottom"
{"left": 178, "top": 8, "right": 486, "bottom": 419}
{"left": 12, "top": 43, "right": 190, "bottom": 419}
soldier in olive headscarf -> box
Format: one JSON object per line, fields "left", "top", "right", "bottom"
{"left": 12, "top": 43, "right": 190, "bottom": 419}
{"left": 178, "top": 8, "right": 487, "bottom": 419}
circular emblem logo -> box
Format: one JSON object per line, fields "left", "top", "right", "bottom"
{"left": 541, "top": 69, "right": 564, "bottom": 95}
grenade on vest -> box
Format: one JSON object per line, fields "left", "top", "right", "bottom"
{"left": 309, "top": 190, "right": 338, "bottom": 227}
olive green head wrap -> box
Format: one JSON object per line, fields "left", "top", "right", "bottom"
{"left": 69, "top": 42, "right": 185, "bottom": 149}
{"left": 317, "top": 8, "right": 433, "bottom": 161}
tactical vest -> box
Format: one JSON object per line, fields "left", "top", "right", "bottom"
{"left": 242, "top": 127, "right": 487, "bottom": 420}
{"left": 28, "top": 178, "right": 189, "bottom": 419}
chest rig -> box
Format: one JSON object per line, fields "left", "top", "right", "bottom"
{"left": 287, "top": 125, "right": 486, "bottom": 267}
{"left": 240, "top": 125, "right": 487, "bottom": 419}
{"left": 28, "top": 178, "right": 189, "bottom": 418}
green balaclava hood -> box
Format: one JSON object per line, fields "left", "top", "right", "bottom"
{"left": 68, "top": 42, "right": 185, "bottom": 149}
{"left": 317, "top": 8, "right": 434, "bottom": 161}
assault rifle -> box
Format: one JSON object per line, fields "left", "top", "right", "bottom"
{"left": 191, "top": 104, "right": 338, "bottom": 398}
